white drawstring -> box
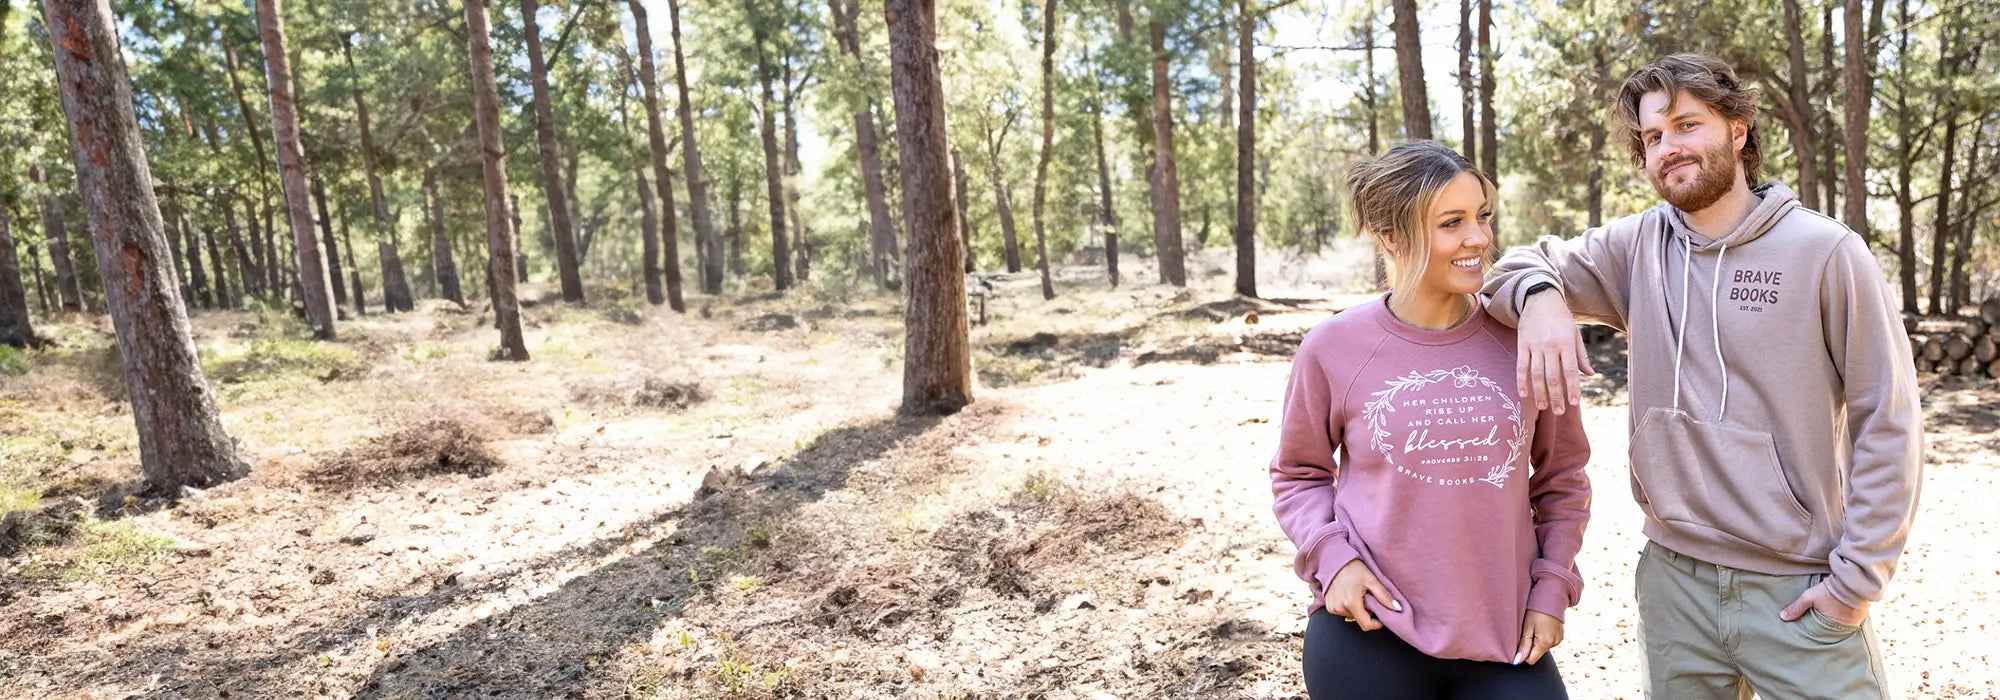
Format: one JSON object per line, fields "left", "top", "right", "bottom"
{"left": 1671, "top": 241, "right": 1693, "bottom": 414}
{"left": 1709, "top": 243, "right": 1731, "bottom": 421}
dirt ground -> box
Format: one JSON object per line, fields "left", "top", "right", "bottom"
{"left": 1, "top": 242, "right": 1995, "bottom": 699}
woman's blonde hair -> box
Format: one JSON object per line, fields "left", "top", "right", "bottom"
{"left": 1345, "top": 141, "right": 1496, "bottom": 299}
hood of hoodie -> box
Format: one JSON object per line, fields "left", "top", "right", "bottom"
{"left": 1659, "top": 182, "right": 1802, "bottom": 251}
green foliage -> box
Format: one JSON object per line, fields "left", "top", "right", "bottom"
{"left": 0, "top": 344, "right": 27, "bottom": 376}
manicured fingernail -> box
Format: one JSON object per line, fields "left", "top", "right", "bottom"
{"left": 1513, "top": 651, "right": 1524, "bottom": 665}
{"left": 1392, "top": 600, "right": 1402, "bottom": 611}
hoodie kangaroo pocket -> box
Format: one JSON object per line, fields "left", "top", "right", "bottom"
{"left": 1630, "top": 407, "right": 1813, "bottom": 555}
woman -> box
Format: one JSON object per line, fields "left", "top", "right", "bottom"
{"left": 1270, "top": 141, "right": 1591, "bottom": 699}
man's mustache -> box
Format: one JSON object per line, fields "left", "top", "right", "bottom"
{"left": 1656, "top": 156, "right": 1700, "bottom": 177}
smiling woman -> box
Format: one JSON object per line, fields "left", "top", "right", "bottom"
{"left": 1272, "top": 140, "right": 1593, "bottom": 699}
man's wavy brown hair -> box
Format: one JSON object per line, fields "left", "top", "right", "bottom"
{"left": 1613, "top": 53, "right": 1763, "bottom": 185}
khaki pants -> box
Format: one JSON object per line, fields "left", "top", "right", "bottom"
{"left": 1635, "top": 542, "right": 1890, "bottom": 699}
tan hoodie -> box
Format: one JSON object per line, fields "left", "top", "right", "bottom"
{"left": 1483, "top": 182, "right": 1923, "bottom": 607}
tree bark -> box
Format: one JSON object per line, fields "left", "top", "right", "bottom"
{"left": 1235, "top": 0, "right": 1257, "bottom": 299}
{"left": 1782, "top": 0, "right": 1819, "bottom": 200}
{"left": 1819, "top": 6, "right": 1840, "bottom": 214}
{"left": 635, "top": 166, "right": 660, "bottom": 292}
{"left": 1587, "top": 46, "right": 1608, "bottom": 228}
{"left": 954, "top": 149, "right": 974, "bottom": 274}
{"left": 178, "top": 208, "right": 211, "bottom": 308}
{"left": 1391, "top": 0, "right": 1431, "bottom": 140}
{"left": 1949, "top": 114, "right": 1985, "bottom": 313}
{"left": 463, "top": 0, "right": 528, "bottom": 360}
{"left": 1458, "top": 0, "right": 1473, "bottom": 155}
{"left": 203, "top": 214, "right": 230, "bottom": 309}
{"left": 887, "top": 0, "right": 971, "bottom": 415}
{"left": 982, "top": 120, "right": 1023, "bottom": 273}
{"left": 310, "top": 175, "right": 347, "bottom": 308}
{"left": 39, "top": 0, "right": 249, "bottom": 492}
{"left": 1477, "top": 0, "right": 1496, "bottom": 187}
{"left": 0, "top": 205, "right": 35, "bottom": 347}
{"left": 630, "top": 0, "right": 687, "bottom": 309}
{"left": 1893, "top": 0, "right": 1917, "bottom": 314}
{"left": 1363, "top": 10, "right": 1386, "bottom": 287}
{"left": 669, "top": 0, "right": 723, "bottom": 295}
{"left": 1930, "top": 18, "right": 1958, "bottom": 316}
{"left": 831, "top": 0, "right": 899, "bottom": 290}
{"left": 254, "top": 0, "right": 336, "bottom": 339}
{"left": 752, "top": 23, "right": 793, "bottom": 292}
{"left": 423, "top": 166, "right": 463, "bottom": 304}
{"left": 1085, "top": 46, "right": 1119, "bottom": 288}
{"left": 222, "top": 195, "right": 263, "bottom": 298}
{"left": 1149, "top": 21, "right": 1187, "bottom": 287}
{"left": 338, "top": 203, "right": 363, "bottom": 315}
{"left": 1842, "top": 0, "right": 1880, "bottom": 237}
{"left": 510, "top": 193, "right": 528, "bottom": 283}
{"left": 783, "top": 55, "right": 810, "bottom": 284}
{"left": 521, "top": 0, "right": 586, "bottom": 304}
{"left": 29, "top": 239, "right": 52, "bottom": 314}
{"left": 220, "top": 25, "right": 277, "bottom": 297}
{"left": 30, "top": 166, "right": 84, "bottom": 311}
{"left": 163, "top": 199, "right": 190, "bottom": 305}
{"left": 1030, "top": 0, "right": 1058, "bottom": 301}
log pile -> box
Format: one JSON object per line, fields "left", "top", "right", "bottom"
{"left": 1909, "top": 296, "right": 2000, "bottom": 379}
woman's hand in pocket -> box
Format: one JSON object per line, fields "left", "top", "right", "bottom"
{"left": 1325, "top": 559, "right": 1400, "bottom": 631}
{"left": 1515, "top": 611, "right": 1564, "bottom": 665}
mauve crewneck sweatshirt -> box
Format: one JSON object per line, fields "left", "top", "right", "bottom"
{"left": 1271, "top": 295, "right": 1593, "bottom": 663}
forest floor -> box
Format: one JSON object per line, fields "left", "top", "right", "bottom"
{"left": 1, "top": 243, "right": 1996, "bottom": 699}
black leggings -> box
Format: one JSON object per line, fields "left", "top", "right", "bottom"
{"left": 1302, "top": 608, "right": 1568, "bottom": 700}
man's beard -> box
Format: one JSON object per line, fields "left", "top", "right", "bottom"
{"left": 1649, "top": 140, "right": 1738, "bottom": 213}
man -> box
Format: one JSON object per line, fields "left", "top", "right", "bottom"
{"left": 1482, "top": 53, "right": 1922, "bottom": 698}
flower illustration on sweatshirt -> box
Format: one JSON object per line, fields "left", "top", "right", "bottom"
{"left": 1361, "top": 365, "right": 1526, "bottom": 488}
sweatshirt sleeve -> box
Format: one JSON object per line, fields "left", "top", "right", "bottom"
{"left": 1481, "top": 217, "right": 1643, "bottom": 332}
{"left": 1270, "top": 331, "right": 1362, "bottom": 599}
{"left": 1817, "top": 234, "right": 1924, "bottom": 608}
{"left": 1522, "top": 399, "right": 1593, "bottom": 621}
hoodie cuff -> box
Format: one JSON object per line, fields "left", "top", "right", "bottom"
{"left": 1296, "top": 522, "right": 1360, "bottom": 597}
{"left": 1525, "top": 560, "right": 1583, "bottom": 621}
{"left": 1510, "top": 271, "right": 1563, "bottom": 317}
{"left": 1823, "top": 570, "right": 1874, "bottom": 609}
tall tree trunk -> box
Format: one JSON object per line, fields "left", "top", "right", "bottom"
{"left": 29, "top": 240, "right": 52, "bottom": 314}
{"left": 630, "top": 0, "right": 687, "bottom": 309}
{"left": 1782, "top": 0, "right": 1818, "bottom": 198}
{"left": 1477, "top": 0, "right": 1496, "bottom": 187}
{"left": 887, "top": 0, "right": 971, "bottom": 415}
{"left": 1587, "top": 47, "right": 1608, "bottom": 228}
{"left": 223, "top": 195, "right": 262, "bottom": 298}
{"left": 831, "top": 0, "right": 898, "bottom": 290}
{"left": 310, "top": 175, "right": 347, "bottom": 308}
{"left": 983, "top": 122, "right": 1023, "bottom": 273}
{"left": 341, "top": 33, "right": 411, "bottom": 313}
{"left": 727, "top": 174, "right": 746, "bottom": 275}
{"left": 635, "top": 167, "right": 660, "bottom": 293}
{"left": 954, "top": 149, "right": 974, "bottom": 275}
{"left": 0, "top": 205, "right": 35, "bottom": 347}
{"left": 463, "top": 0, "right": 528, "bottom": 359}
{"left": 1458, "top": 0, "right": 1473, "bottom": 155}
{"left": 521, "top": 0, "right": 585, "bottom": 304}
{"left": 1390, "top": 0, "right": 1431, "bottom": 140}
{"left": 1894, "top": 0, "right": 1916, "bottom": 313}
{"left": 753, "top": 30, "right": 793, "bottom": 292}
{"left": 1149, "top": 21, "right": 1188, "bottom": 287}
{"left": 163, "top": 199, "right": 190, "bottom": 305}
{"left": 1949, "top": 113, "right": 1985, "bottom": 313}
{"left": 179, "top": 209, "right": 211, "bottom": 308}
{"left": 1819, "top": 6, "right": 1840, "bottom": 214}
{"left": 669, "top": 0, "right": 723, "bottom": 295}
{"left": 1930, "top": 17, "right": 1958, "bottom": 316}
{"left": 1113, "top": 0, "right": 1165, "bottom": 281}
{"left": 424, "top": 166, "right": 463, "bottom": 304}
{"left": 40, "top": 0, "right": 248, "bottom": 492}
{"left": 338, "top": 203, "right": 363, "bottom": 315}
{"left": 203, "top": 215, "right": 230, "bottom": 309}
{"left": 1085, "top": 46, "right": 1119, "bottom": 288}
{"left": 1931, "top": 115, "right": 1957, "bottom": 316}
{"left": 1363, "top": 8, "right": 1386, "bottom": 287}
{"left": 255, "top": 0, "right": 336, "bottom": 338}
{"left": 1030, "top": 0, "right": 1058, "bottom": 301}
{"left": 220, "top": 27, "right": 278, "bottom": 298}
{"left": 31, "top": 166, "right": 84, "bottom": 311}
{"left": 1236, "top": 0, "right": 1257, "bottom": 299}
{"left": 510, "top": 193, "right": 529, "bottom": 282}
{"left": 783, "top": 56, "right": 810, "bottom": 284}
{"left": 1842, "top": 0, "right": 1881, "bottom": 237}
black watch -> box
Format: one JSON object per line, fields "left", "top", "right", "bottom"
{"left": 1525, "top": 282, "right": 1557, "bottom": 297}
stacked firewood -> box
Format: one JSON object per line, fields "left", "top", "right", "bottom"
{"left": 1909, "top": 296, "right": 2000, "bottom": 378}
